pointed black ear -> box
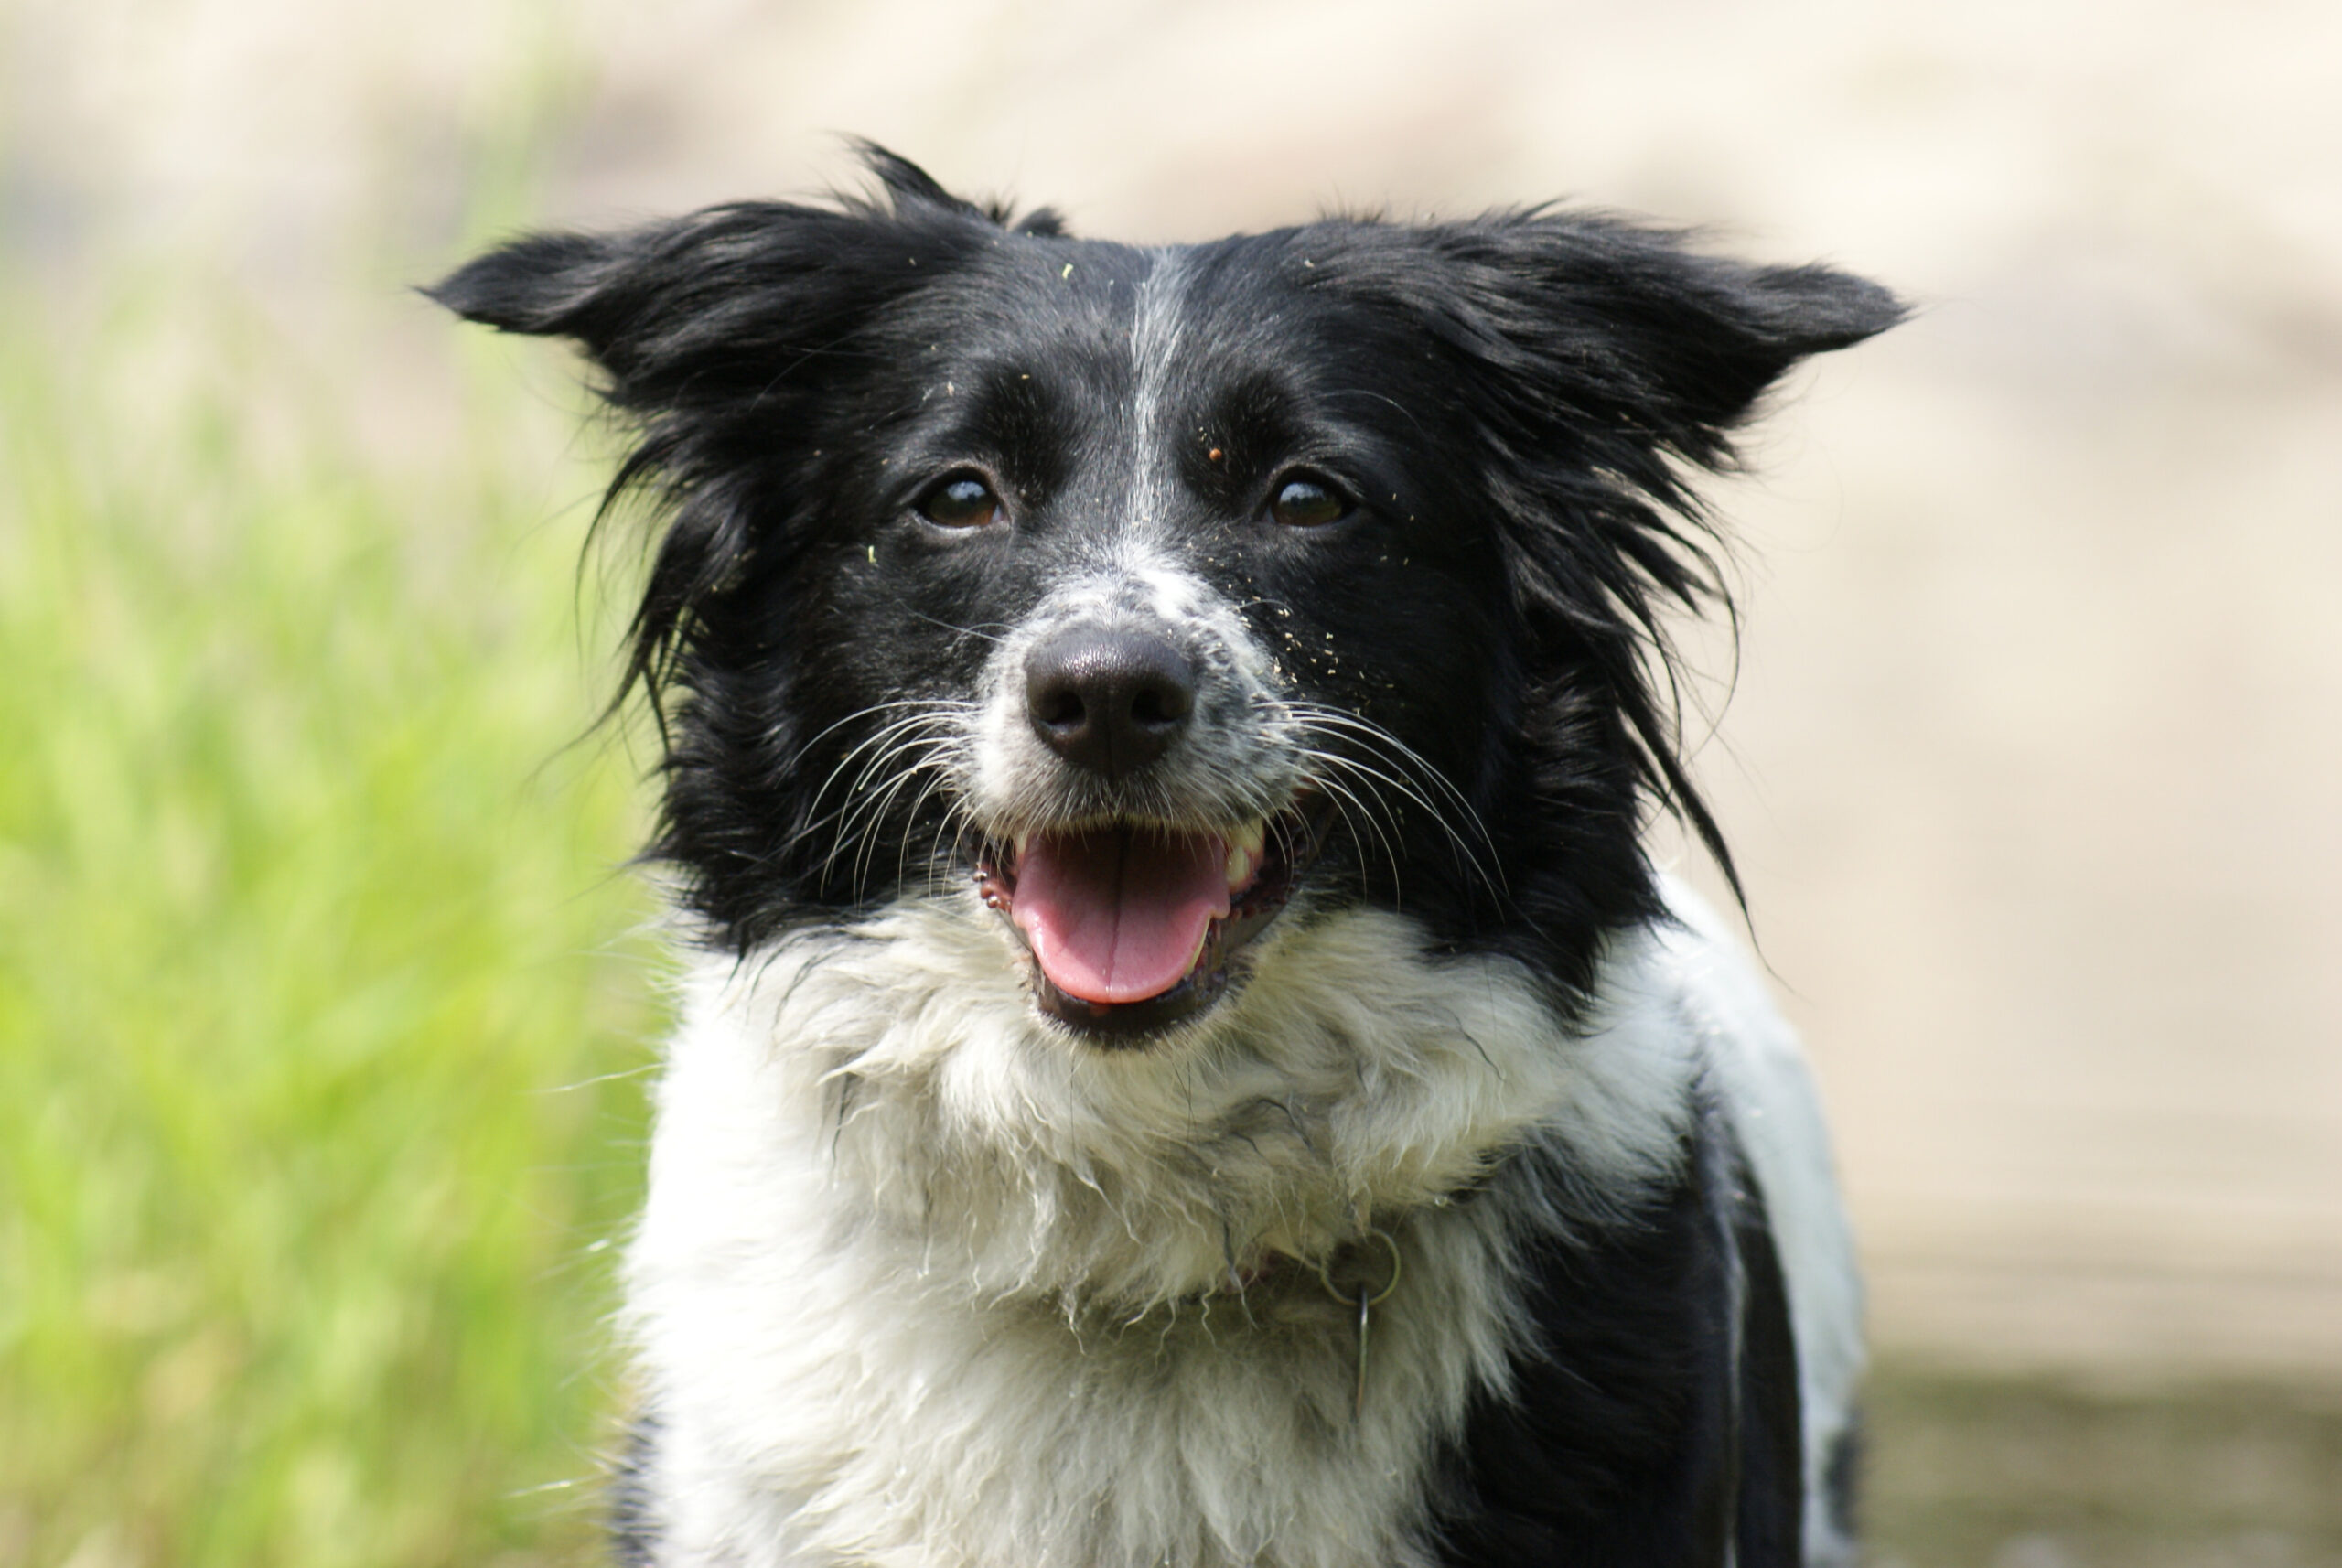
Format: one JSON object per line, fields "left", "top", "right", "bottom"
{"left": 1445, "top": 211, "right": 1906, "bottom": 468}
{"left": 424, "top": 202, "right": 915, "bottom": 398}
{"left": 1578, "top": 242, "right": 1905, "bottom": 455}
{"left": 425, "top": 230, "right": 639, "bottom": 355}
{"left": 427, "top": 204, "right": 998, "bottom": 424}
{"left": 423, "top": 145, "right": 1014, "bottom": 398}
{"left": 1645, "top": 254, "right": 1905, "bottom": 433}
{"left": 1368, "top": 210, "right": 1901, "bottom": 479}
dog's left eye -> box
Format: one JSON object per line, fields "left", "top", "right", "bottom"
{"left": 918, "top": 473, "right": 1004, "bottom": 529}
{"left": 1267, "top": 474, "right": 1353, "bottom": 530}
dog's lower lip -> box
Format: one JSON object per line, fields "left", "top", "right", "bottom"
{"left": 978, "top": 800, "right": 1325, "bottom": 1039}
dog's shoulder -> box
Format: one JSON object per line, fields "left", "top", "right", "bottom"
{"left": 1643, "top": 872, "right": 1866, "bottom": 1531}
{"left": 1431, "top": 880, "right": 1861, "bottom": 1566}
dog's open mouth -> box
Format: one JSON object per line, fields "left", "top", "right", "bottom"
{"left": 976, "top": 799, "right": 1326, "bottom": 1039}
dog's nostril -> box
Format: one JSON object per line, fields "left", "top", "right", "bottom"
{"left": 1127, "top": 681, "right": 1192, "bottom": 728}
{"left": 1024, "top": 627, "right": 1198, "bottom": 778}
{"left": 1032, "top": 687, "right": 1087, "bottom": 731}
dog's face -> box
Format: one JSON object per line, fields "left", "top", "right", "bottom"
{"left": 781, "top": 236, "right": 1524, "bottom": 1038}
{"left": 435, "top": 150, "right": 1898, "bottom": 1044}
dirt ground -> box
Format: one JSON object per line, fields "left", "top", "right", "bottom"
{"left": 9, "top": 0, "right": 2338, "bottom": 1382}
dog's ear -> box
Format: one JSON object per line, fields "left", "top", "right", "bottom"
{"left": 1388, "top": 210, "right": 1905, "bottom": 474}
{"left": 424, "top": 143, "right": 1037, "bottom": 411}
{"left": 427, "top": 202, "right": 955, "bottom": 414}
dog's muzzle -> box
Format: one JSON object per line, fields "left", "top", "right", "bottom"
{"left": 976, "top": 621, "right": 1320, "bottom": 1041}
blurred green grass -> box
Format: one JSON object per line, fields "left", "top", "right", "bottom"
{"left": 0, "top": 264, "right": 663, "bottom": 1566}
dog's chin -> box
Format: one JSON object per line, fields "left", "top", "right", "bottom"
{"left": 975, "top": 797, "right": 1329, "bottom": 1047}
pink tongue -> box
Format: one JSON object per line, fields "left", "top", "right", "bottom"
{"left": 1012, "top": 827, "right": 1232, "bottom": 1004}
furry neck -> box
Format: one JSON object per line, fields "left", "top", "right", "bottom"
{"left": 672, "top": 894, "right": 1690, "bottom": 1313}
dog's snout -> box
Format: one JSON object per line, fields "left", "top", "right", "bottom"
{"left": 1024, "top": 627, "right": 1197, "bottom": 779}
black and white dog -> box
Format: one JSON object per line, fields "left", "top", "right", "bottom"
{"left": 435, "top": 147, "right": 1900, "bottom": 1568}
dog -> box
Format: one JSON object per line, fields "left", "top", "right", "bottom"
{"left": 433, "top": 145, "right": 1900, "bottom": 1568}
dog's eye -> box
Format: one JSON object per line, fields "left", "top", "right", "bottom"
{"left": 919, "top": 473, "right": 1004, "bottom": 529}
{"left": 1268, "top": 475, "right": 1352, "bottom": 530}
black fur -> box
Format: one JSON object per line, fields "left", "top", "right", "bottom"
{"left": 1433, "top": 1106, "right": 1803, "bottom": 1566}
{"left": 607, "top": 1414, "right": 661, "bottom": 1567}
{"left": 432, "top": 146, "right": 1896, "bottom": 1564}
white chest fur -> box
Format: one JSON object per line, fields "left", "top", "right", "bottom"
{"left": 621, "top": 886, "right": 1848, "bottom": 1566}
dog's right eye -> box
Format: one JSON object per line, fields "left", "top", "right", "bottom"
{"left": 918, "top": 473, "right": 1004, "bottom": 530}
{"left": 1267, "top": 473, "right": 1353, "bottom": 530}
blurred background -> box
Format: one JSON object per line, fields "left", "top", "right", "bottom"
{"left": 1, "top": 1, "right": 2335, "bottom": 1563}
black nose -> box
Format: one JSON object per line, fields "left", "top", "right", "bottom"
{"left": 1024, "top": 627, "right": 1198, "bottom": 778}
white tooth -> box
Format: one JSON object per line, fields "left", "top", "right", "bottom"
{"left": 1225, "top": 819, "right": 1266, "bottom": 888}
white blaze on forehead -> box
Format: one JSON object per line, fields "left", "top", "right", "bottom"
{"left": 1020, "top": 558, "right": 1203, "bottom": 625}
{"left": 1124, "top": 246, "right": 1190, "bottom": 552}
{"left": 1133, "top": 565, "right": 1205, "bottom": 622}
{"left": 1013, "top": 562, "right": 1270, "bottom": 684}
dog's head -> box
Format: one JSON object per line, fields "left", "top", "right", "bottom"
{"left": 434, "top": 147, "right": 1898, "bottom": 1045}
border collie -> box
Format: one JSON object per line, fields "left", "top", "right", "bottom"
{"left": 434, "top": 146, "right": 1900, "bottom": 1568}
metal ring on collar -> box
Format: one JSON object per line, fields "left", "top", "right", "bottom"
{"left": 1316, "top": 1227, "right": 1402, "bottom": 1307}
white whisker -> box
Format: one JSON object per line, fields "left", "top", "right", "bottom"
{"left": 1285, "top": 703, "right": 1506, "bottom": 898}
